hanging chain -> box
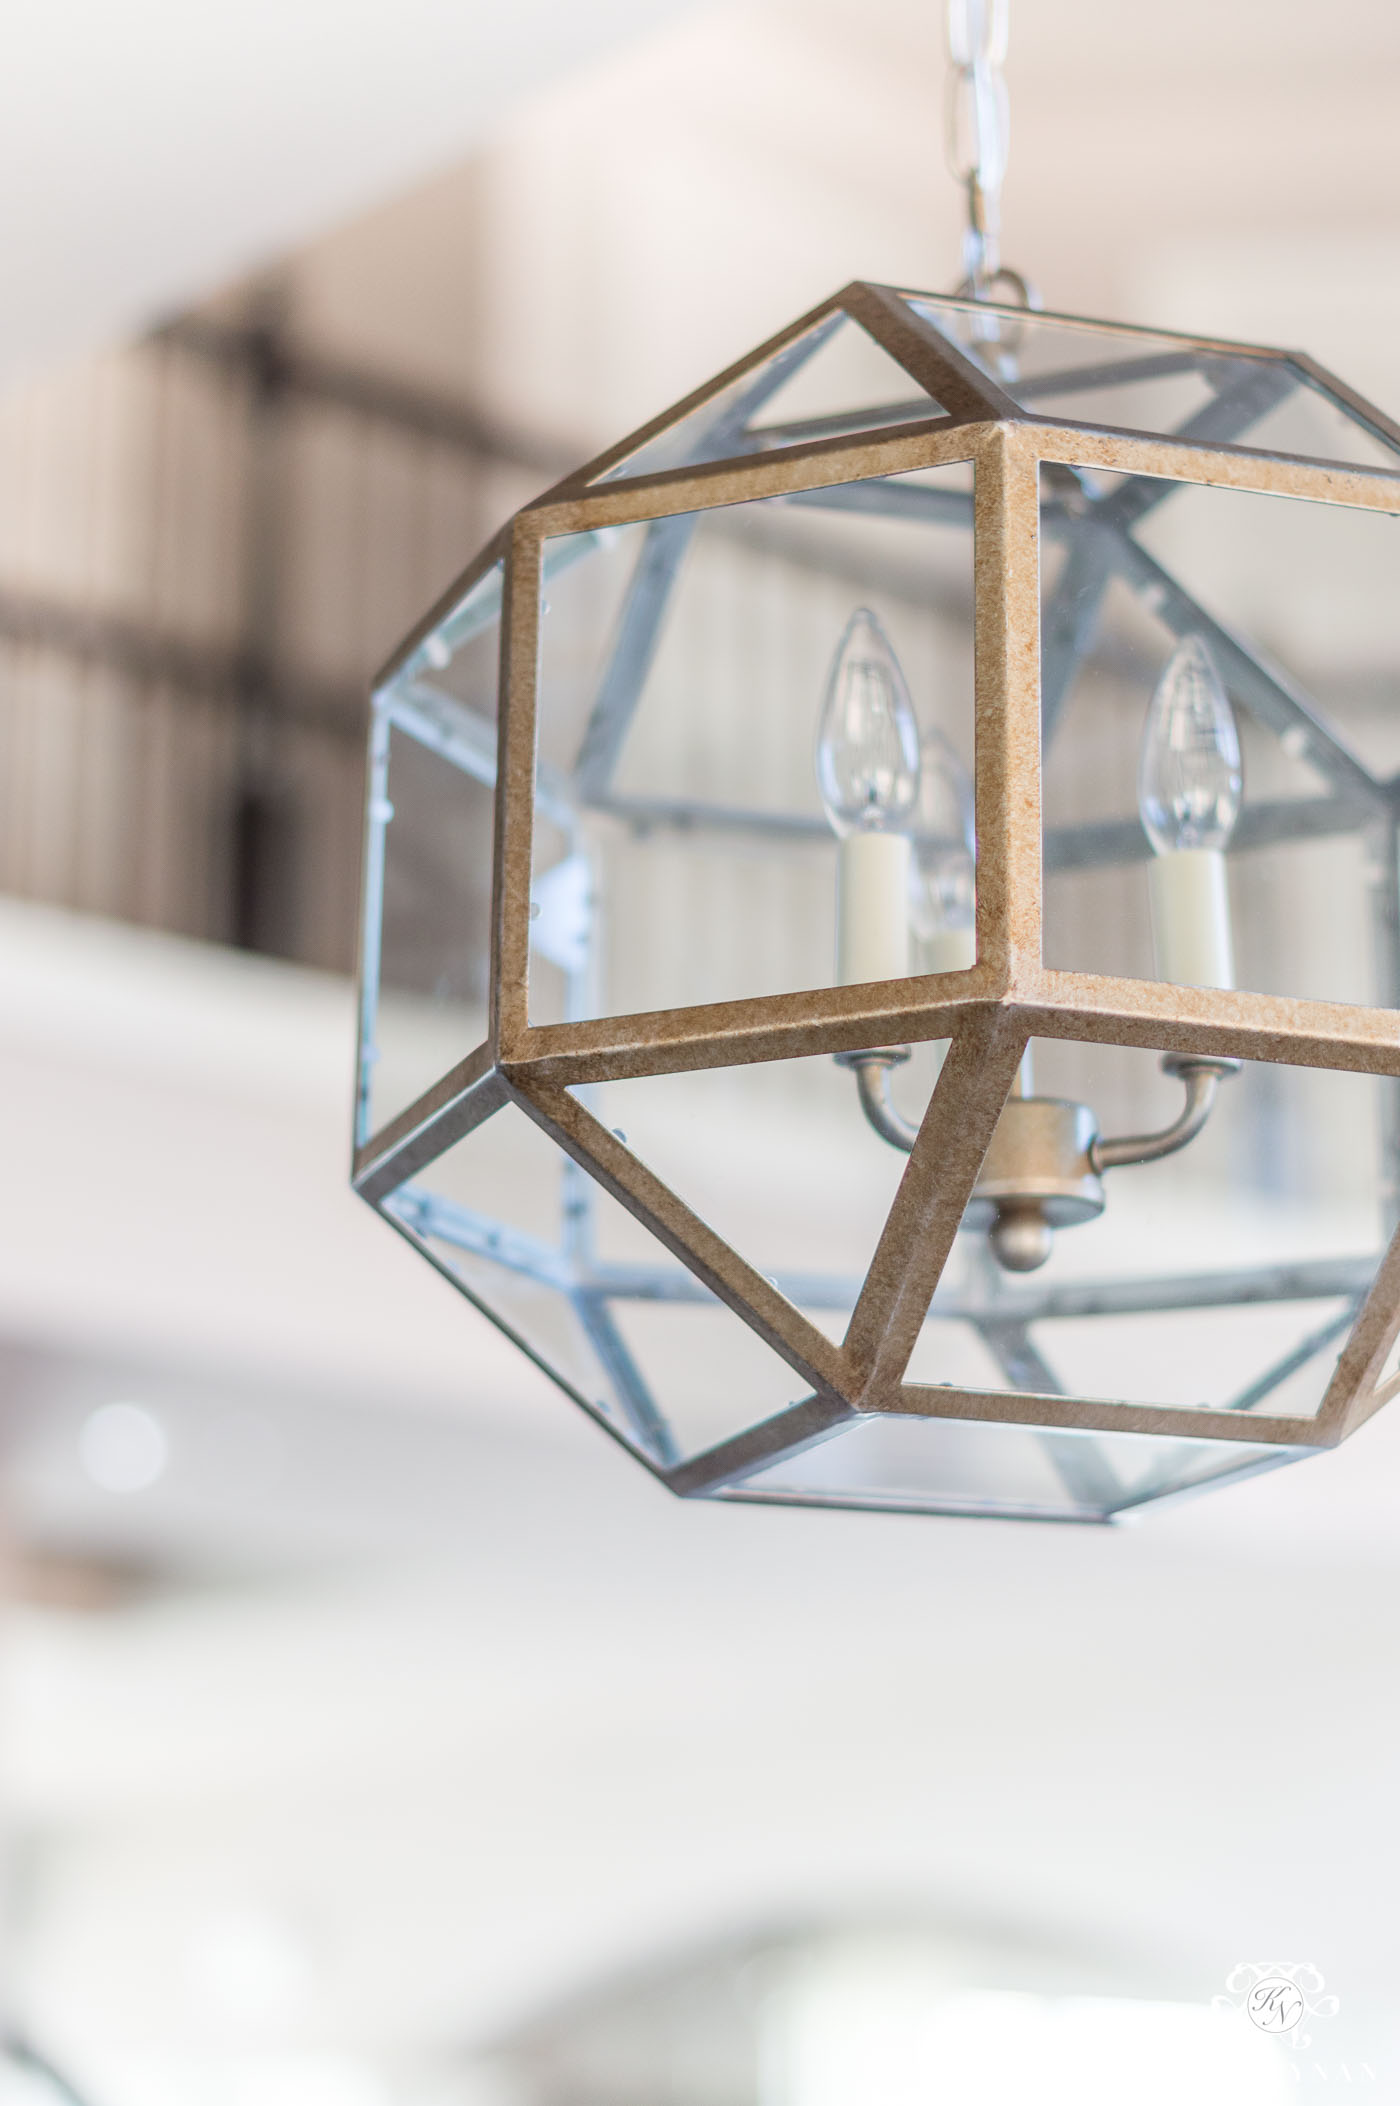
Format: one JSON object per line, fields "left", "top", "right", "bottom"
{"left": 945, "top": 0, "right": 1034, "bottom": 305}
{"left": 945, "top": 0, "right": 1008, "bottom": 291}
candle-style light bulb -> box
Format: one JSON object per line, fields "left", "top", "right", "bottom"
{"left": 1138, "top": 633, "right": 1242, "bottom": 988}
{"left": 1139, "top": 633, "right": 1242, "bottom": 855}
{"left": 816, "top": 608, "right": 921, "bottom": 837}
{"left": 816, "top": 608, "right": 921, "bottom": 985}
{"left": 910, "top": 723, "right": 976, "bottom": 973}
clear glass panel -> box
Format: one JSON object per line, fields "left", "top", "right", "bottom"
{"left": 742, "top": 316, "right": 941, "bottom": 446}
{"left": 1030, "top": 1300, "right": 1356, "bottom": 1417}
{"left": 414, "top": 1232, "right": 617, "bottom": 1417}
{"left": 920, "top": 1037, "right": 1387, "bottom": 1426}
{"left": 1039, "top": 466, "right": 1400, "bottom": 1008}
{"left": 566, "top": 1036, "right": 1385, "bottom": 1453}
{"left": 569, "top": 1045, "right": 984, "bottom": 1352}
{"left": 385, "top": 1100, "right": 815, "bottom": 1469}
{"left": 531, "top": 466, "right": 977, "bottom": 1024}
{"left": 906, "top": 294, "right": 1400, "bottom": 468}
{"left": 357, "top": 559, "right": 502, "bottom": 1144}
{"left": 597, "top": 315, "right": 942, "bottom": 484}
{"left": 728, "top": 1412, "right": 1295, "bottom": 1522}
{"left": 603, "top": 1300, "right": 814, "bottom": 1462}
{"left": 1251, "top": 365, "right": 1400, "bottom": 474}
{"left": 1132, "top": 470, "right": 1400, "bottom": 785}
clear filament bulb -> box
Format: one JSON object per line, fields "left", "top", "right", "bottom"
{"left": 815, "top": 608, "right": 922, "bottom": 837}
{"left": 1138, "top": 633, "right": 1242, "bottom": 855}
{"left": 910, "top": 722, "right": 976, "bottom": 940}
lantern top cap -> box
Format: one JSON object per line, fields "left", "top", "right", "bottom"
{"left": 551, "top": 281, "right": 1400, "bottom": 497}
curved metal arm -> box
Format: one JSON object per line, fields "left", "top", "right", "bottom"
{"left": 1089, "top": 1057, "right": 1238, "bottom": 1175}
{"left": 848, "top": 1052, "right": 919, "bottom": 1153}
{"left": 851, "top": 1049, "right": 1238, "bottom": 1178}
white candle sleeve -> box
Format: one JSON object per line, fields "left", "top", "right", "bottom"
{"left": 1147, "top": 846, "right": 1235, "bottom": 990}
{"left": 837, "top": 831, "right": 911, "bottom": 985}
{"left": 924, "top": 925, "right": 977, "bottom": 975}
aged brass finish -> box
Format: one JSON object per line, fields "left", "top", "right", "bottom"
{"left": 1090, "top": 1056, "right": 1240, "bottom": 1174}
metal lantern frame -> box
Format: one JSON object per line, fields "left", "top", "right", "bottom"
{"left": 353, "top": 280, "right": 1400, "bottom": 1519}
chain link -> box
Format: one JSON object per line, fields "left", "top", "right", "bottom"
{"left": 944, "top": 0, "right": 1011, "bottom": 295}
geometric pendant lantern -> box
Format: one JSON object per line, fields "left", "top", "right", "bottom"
{"left": 353, "top": 281, "right": 1400, "bottom": 1522}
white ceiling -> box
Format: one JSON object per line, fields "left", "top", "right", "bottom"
{"left": 268, "top": 0, "right": 1400, "bottom": 486}
{"left": 0, "top": 0, "right": 700, "bottom": 385}
{"left": 11, "top": 0, "right": 1400, "bottom": 399}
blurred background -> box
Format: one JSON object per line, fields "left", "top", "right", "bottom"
{"left": 1, "top": 0, "right": 1399, "bottom": 2098}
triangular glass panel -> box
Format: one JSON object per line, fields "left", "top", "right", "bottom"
{"left": 903, "top": 294, "right": 1400, "bottom": 468}
{"left": 600, "top": 1298, "right": 819, "bottom": 1465}
{"left": 1249, "top": 366, "right": 1400, "bottom": 473}
{"left": 382, "top": 1097, "right": 818, "bottom": 1471}
{"left": 593, "top": 314, "right": 945, "bottom": 485}
{"left": 567, "top": 1043, "right": 986, "bottom": 1374}
{"left": 740, "top": 315, "right": 946, "bottom": 449}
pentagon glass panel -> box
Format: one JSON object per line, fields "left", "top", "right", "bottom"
{"left": 905, "top": 293, "right": 1400, "bottom": 468}
{"left": 356, "top": 559, "right": 502, "bottom": 1145}
{"left": 1039, "top": 465, "right": 1400, "bottom": 1009}
{"left": 530, "top": 466, "right": 977, "bottom": 1024}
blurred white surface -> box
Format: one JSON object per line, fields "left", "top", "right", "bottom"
{"left": 765, "top": 1942, "right": 1291, "bottom": 2105}
{"left": 0, "top": 0, "right": 702, "bottom": 383}
{"left": 1, "top": 898, "right": 1399, "bottom": 2089}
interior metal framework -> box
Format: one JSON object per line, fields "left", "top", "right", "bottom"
{"left": 352, "top": 280, "right": 1400, "bottom": 1522}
